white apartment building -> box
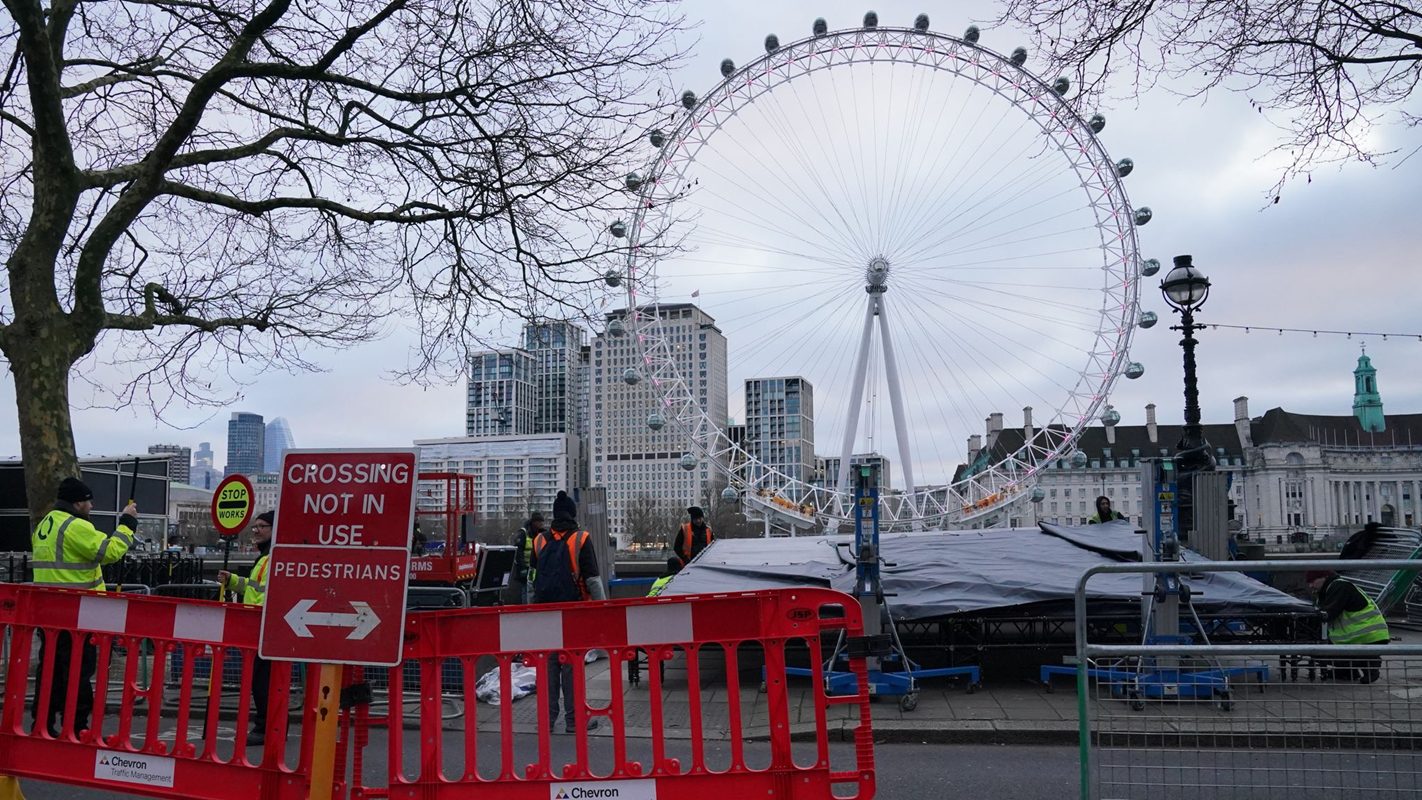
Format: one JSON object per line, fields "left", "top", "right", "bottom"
{"left": 591, "top": 304, "right": 728, "bottom": 542}
{"left": 414, "top": 433, "right": 581, "bottom": 521}
{"left": 466, "top": 348, "right": 537, "bottom": 437}
{"left": 744, "top": 376, "right": 815, "bottom": 487}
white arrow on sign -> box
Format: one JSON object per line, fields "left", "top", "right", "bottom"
{"left": 284, "top": 599, "right": 381, "bottom": 640}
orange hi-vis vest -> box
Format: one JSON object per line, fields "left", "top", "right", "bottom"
{"left": 679, "top": 521, "right": 713, "bottom": 564}
{"left": 533, "top": 529, "right": 591, "bottom": 600}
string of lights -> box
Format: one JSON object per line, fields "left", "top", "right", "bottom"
{"left": 1202, "top": 323, "right": 1422, "bottom": 341}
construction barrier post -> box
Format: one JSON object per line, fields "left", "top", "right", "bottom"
{"left": 310, "top": 663, "right": 344, "bottom": 800}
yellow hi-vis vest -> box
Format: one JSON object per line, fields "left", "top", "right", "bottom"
{"left": 1329, "top": 582, "right": 1390, "bottom": 645}
{"left": 225, "top": 554, "right": 270, "bottom": 605}
{"left": 31, "top": 509, "right": 135, "bottom": 591}
{"left": 647, "top": 576, "right": 673, "bottom": 597}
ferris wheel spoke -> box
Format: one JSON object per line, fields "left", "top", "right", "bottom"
{"left": 897, "top": 289, "right": 1076, "bottom": 414}
{"left": 902, "top": 272, "right": 1107, "bottom": 322}
{"left": 885, "top": 100, "right": 1042, "bottom": 254}
{"left": 686, "top": 158, "right": 869, "bottom": 264}
{"left": 893, "top": 222, "right": 1101, "bottom": 271}
{"left": 892, "top": 153, "right": 1081, "bottom": 266}
{"left": 911, "top": 182, "right": 1100, "bottom": 266}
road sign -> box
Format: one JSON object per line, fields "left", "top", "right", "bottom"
{"left": 259, "top": 449, "right": 417, "bottom": 666}
{"left": 210, "top": 474, "right": 254, "bottom": 538}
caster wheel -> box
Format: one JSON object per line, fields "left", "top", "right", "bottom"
{"left": 967, "top": 682, "right": 980, "bottom": 695}
{"left": 759, "top": 681, "right": 767, "bottom": 694}
{"left": 899, "top": 693, "right": 919, "bottom": 712}
{"left": 1218, "top": 689, "right": 1234, "bottom": 712}
{"left": 1044, "top": 682, "right": 1055, "bottom": 694}
{"left": 1129, "top": 690, "right": 1145, "bottom": 711}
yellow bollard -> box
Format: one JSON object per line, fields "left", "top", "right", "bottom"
{"left": 308, "top": 664, "right": 343, "bottom": 800}
{"left": 0, "top": 775, "right": 26, "bottom": 800}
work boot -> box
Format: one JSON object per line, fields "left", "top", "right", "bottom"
{"left": 1361, "top": 668, "right": 1381, "bottom": 685}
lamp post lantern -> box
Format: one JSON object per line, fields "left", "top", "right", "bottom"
{"left": 1160, "top": 254, "right": 1216, "bottom": 537}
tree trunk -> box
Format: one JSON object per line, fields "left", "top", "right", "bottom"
{"left": 9, "top": 336, "right": 81, "bottom": 530}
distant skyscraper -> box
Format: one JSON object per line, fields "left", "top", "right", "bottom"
{"left": 815, "top": 453, "right": 892, "bottom": 491}
{"left": 744, "top": 376, "right": 815, "bottom": 487}
{"left": 591, "top": 304, "right": 728, "bottom": 542}
{"left": 264, "top": 417, "right": 296, "bottom": 472}
{"left": 147, "top": 444, "right": 192, "bottom": 484}
{"left": 193, "top": 441, "right": 219, "bottom": 489}
{"left": 225, "top": 412, "right": 265, "bottom": 476}
{"left": 466, "top": 348, "right": 538, "bottom": 437}
{"left": 523, "top": 320, "right": 588, "bottom": 436}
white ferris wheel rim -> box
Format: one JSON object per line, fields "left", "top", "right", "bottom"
{"left": 620, "top": 23, "right": 1143, "bottom": 526}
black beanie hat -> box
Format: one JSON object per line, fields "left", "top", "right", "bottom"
{"left": 687, "top": 506, "right": 705, "bottom": 519}
{"left": 256, "top": 511, "right": 275, "bottom": 526}
{"left": 552, "top": 491, "right": 577, "bottom": 527}
{"left": 57, "top": 477, "right": 94, "bottom": 503}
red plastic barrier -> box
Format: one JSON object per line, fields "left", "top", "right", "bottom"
{"left": 347, "top": 588, "right": 875, "bottom": 800}
{"left": 0, "top": 584, "right": 325, "bottom": 800}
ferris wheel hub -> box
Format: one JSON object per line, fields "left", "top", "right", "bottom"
{"left": 866, "top": 256, "right": 891, "bottom": 294}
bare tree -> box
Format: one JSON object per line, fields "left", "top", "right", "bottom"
{"left": 994, "top": 1, "right": 1422, "bottom": 191}
{"left": 703, "top": 491, "right": 755, "bottom": 539}
{"left": 623, "top": 493, "right": 675, "bottom": 549}
{"left": 0, "top": 0, "right": 685, "bottom": 523}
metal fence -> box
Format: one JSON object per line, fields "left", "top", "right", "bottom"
{"left": 1076, "top": 559, "right": 1422, "bottom": 800}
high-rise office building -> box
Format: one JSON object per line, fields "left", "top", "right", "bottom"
{"left": 744, "top": 376, "right": 815, "bottom": 487}
{"left": 192, "top": 441, "right": 219, "bottom": 489}
{"left": 264, "top": 417, "right": 295, "bottom": 473}
{"left": 523, "top": 320, "right": 587, "bottom": 436}
{"left": 466, "top": 348, "right": 537, "bottom": 438}
{"left": 147, "top": 444, "right": 192, "bottom": 484}
{"left": 415, "top": 433, "right": 581, "bottom": 523}
{"left": 591, "top": 304, "right": 728, "bottom": 542}
{"left": 225, "top": 412, "right": 265, "bottom": 476}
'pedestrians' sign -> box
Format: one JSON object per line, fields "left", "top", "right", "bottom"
{"left": 259, "top": 449, "right": 416, "bottom": 666}
{"left": 210, "top": 474, "right": 254, "bottom": 538}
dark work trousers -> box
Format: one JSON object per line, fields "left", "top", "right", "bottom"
{"left": 251, "top": 655, "right": 273, "bottom": 727}
{"left": 547, "top": 657, "right": 576, "bottom": 727}
{"left": 31, "top": 629, "right": 97, "bottom": 734}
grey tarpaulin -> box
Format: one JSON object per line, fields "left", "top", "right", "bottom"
{"left": 663, "top": 519, "right": 1311, "bottom": 621}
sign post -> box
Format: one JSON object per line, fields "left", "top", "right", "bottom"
{"left": 259, "top": 449, "right": 417, "bottom": 800}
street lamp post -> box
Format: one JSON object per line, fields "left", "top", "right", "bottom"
{"left": 1160, "top": 254, "right": 1216, "bottom": 538}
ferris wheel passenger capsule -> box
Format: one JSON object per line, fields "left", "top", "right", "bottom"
{"left": 1116, "top": 158, "right": 1134, "bottom": 177}
{"left": 625, "top": 172, "right": 642, "bottom": 191}
{"left": 1089, "top": 113, "right": 1106, "bottom": 133}
{"left": 649, "top": 129, "right": 665, "bottom": 148}
{"left": 647, "top": 412, "right": 666, "bottom": 431}
{"left": 720, "top": 58, "right": 736, "bottom": 77}
{"left": 1011, "top": 47, "right": 1028, "bottom": 66}
{"left": 1134, "top": 207, "right": 1153, "bottom": 226}
{"left": 680, "top": 453, "right": 699, "bottom": 471}
{"left": 1138, "top": 310, "right": 1159, "bottom": 329}
{"left": 1052, "top": 77, "right": 1070, "bottom": 96}
{"left": 1071, "top": 450, "right": 1089, "bottom": 468}
{"left": 964, "top": 25, "right": 981, "bottom": 43}
{"left": 721, "top": 486, "right": 739, "bottom": 502}
{"left": 813, "top": 18, "right": 828, "bottom": 36}
{"left": 623, "top": 368, "right": 641, "bottom": 385}
{"left": 1141, "top": 258, "right": 1161, "bottom": 276}
{"left": 1124, "top": 362, "right": 1145, "bottom": 379}
{"left": 864, "top": 11, "right": 879, "bottom": 28}
{"left": 604, "top": 269, "right": 623, "bottom": 287}
{"left": 914, "top": 14, "right": 930, "bottom": 31}
{"left": 606, "top": 318, "right": 626, "bottom": 337}
{"left": 1101, "top": 406, "right": 1121, "bottom": 426}
{"left": 681, "top": 89, "right": 697, "bottom": 109}
{"left": 765, "top": 34, "right": 780, "bottom": 53}
{"left": 608, "top": 220, "right": 627, "bottom": 238}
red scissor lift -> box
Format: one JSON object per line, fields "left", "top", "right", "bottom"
{"left": 409, "top": 472, "right": 480, "bottom": 588}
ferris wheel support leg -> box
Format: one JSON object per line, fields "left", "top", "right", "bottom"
{"left": 875, "top": 296, "right": 919, "bottom": 530}
{"left": 833, "top": 298, "right": 879, "bottom": 533}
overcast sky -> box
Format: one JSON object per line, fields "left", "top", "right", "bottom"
{"left": 2, "top": 0, "right": 1420, "bottom": 480}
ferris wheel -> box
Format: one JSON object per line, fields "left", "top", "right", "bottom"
{"left": 611, "top": 13, "right": 1155, "bottom": 529}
